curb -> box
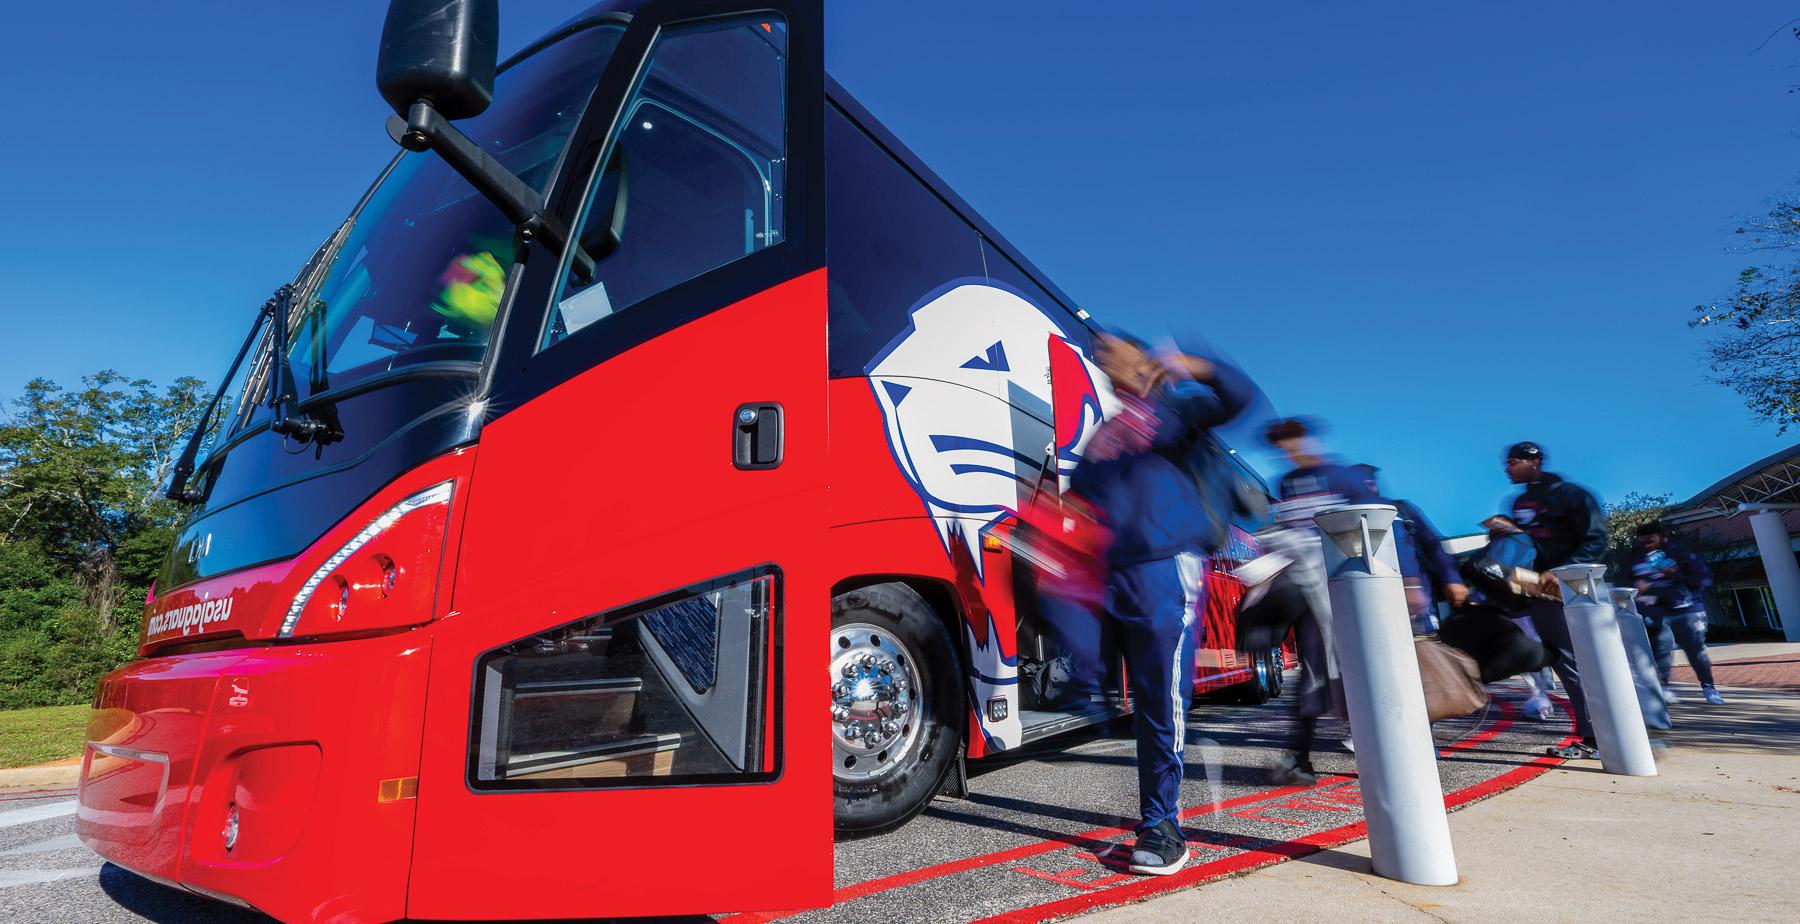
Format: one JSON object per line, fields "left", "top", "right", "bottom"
{"left": 0, "top": 758, "right": 82, "bottom": 791}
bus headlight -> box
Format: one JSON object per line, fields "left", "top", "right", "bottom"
{"left": 280, "top": 481, "right": 455, "bottom": 639}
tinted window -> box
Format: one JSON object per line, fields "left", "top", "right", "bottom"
{"left": 824, "top": 109, "right": 990, "bottom": 377}
{"left": 271, "top": 25, "right": 625, "bottom": 403}
{"left": 470, "top": 569, "right": 779, "bottom": 790}
{"left": 542, "top": 17, "right": 789, "bottom": 348}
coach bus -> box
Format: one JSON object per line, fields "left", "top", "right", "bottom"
{"left": 75, "top": 1, "right": 1282, "bottom": 919}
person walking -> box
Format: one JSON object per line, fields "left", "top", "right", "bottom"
{"left": 1502, "top": 441, "right": 1608, "bottom": 759}
{"left": 1353, "top": 463, "right": 1468, "bottom": 634}
{"left": 1260, "top": 417, "right": 1372, "bottom": 784}
{"left": 1474, "top": 514, "right": 1557, "bottom": 719}
{"left": 1071, "top": 331, "right": 1254, "bottom": 876}
{"left": 1629, "top": 522, "right": 1724, "bottom": 705}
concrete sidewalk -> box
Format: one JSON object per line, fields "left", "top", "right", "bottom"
{"left": 1085, "top": 656, "right": 1800, "bottom": 923}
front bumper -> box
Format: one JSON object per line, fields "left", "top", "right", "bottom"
{"left": 77, "top": 631, "right": 433, "bottom": 922}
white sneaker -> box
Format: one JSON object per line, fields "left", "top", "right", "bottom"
{"left": 1662, "top": 686, "right": 1680, "bottom": 705}
{"left": 1524, "top": 696, "right": 1553, "bottom": 720}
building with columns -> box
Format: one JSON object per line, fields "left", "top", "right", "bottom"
{"left": 1665, "top": 445, "right": 1800, "bottom": 641}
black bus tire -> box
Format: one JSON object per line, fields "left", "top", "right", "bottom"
{"left": 831, "top": 584, "right": 963, "bottom": 834}
{"left": 1265, "top": 648, "right": 1286, "bottom": 700}
{"left": 1235, "top": 650, "right": 1274, "bottom": 705}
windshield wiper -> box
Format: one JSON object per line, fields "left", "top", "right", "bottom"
{"left": 265, "top": 284, "right": 329, "bottom": 443}
{"left": 166, "top": 293, "right": 275, "bottom": 502}
{"left": 165, "top": 286, "right": 330, "bottom": 503}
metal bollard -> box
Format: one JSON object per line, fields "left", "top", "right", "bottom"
{"left": 1314, "top": 504, "right": 1457, "bottom": 886}
{"left": 1610, "top": 587, "right": 1670, "bottom": 731}
{"left": 1550, "top": 565, "right": 1657, "bottom": 776}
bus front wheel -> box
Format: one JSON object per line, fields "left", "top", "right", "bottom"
{"left": 831, "top": 584, "right": 962, "bottom": 834}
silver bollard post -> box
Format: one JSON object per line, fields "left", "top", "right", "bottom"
{"left": 1550, "top": 564, "right": 1657, "bottom": 776}
{"left": 1314, "top": 504, "right": 1458, "bottom": 886}
{"left": 1610, "top": 587, "right": 1670, "bottom": 731}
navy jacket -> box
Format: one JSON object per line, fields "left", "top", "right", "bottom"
{"left": 1071, "top": 362, "right": 1254, "bottom": 564}
{"left": 1508, "top": 473, "right": 1606, "bottom": 572}
{"left": 1394, "top": 498, "right": 1461, "bottom": 595}
{"left": 1628, "top": 542, "right": 1711, "bottom": 612}
{"left": 1271, "top": 462, "right": 1378, "bottom": 529}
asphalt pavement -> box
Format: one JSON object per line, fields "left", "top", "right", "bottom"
{"left": 1088, "top": 678, "right": 1800, "bottom": 924}
{"left": 0, "top": 674, "right": 1572, "bottom": 923}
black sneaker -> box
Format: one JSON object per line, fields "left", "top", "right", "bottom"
{"left": 1128, "top": 819, "right": 1190, "bottom": 876}
{"left": 1545, "top": 738, "right": 1597, "bottom": 759}
{"left": 1267, "top": 752, "right": 1318, "bottom": 786}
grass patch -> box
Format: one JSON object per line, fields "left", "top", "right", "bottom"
{"left": 0, "top": 704, "right": 90, "bottom": 769}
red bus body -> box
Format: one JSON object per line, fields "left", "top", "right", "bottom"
{"left": 77, "top": 2, "right": 1285, "bottom": 920}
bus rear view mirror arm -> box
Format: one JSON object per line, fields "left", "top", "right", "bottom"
{"left": 375, "top": 0, "right": 593, "bottom": 279}
{"left": 382, "top": 109, "right": 595, "bottom": 282}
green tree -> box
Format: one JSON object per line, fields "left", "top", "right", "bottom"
{"left": 0, "top": 371, "right": 206, "bottom": 707}
{"left": 1602, "top": 491, "right": 1673, "bottom": 576}
{"left": 0, "top": 371, "right": 206, "bottom": 621}
{"left": 1691, "top": 195, "right": 1800, "bottom": 431}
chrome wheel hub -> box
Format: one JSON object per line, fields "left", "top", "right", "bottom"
{"left": 831, "top": 623, "right": 925, "bottom": 783}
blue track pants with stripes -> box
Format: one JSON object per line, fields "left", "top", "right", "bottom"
{"left": 1106, "top": 552, "right": 1203, "bottom": 830}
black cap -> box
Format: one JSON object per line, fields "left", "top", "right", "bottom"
{"left": 1635, "top": 521, "right": 1666, "bottom": 537}
{"left": 1505, "top": 441, "right": 1544, "bottom": 462}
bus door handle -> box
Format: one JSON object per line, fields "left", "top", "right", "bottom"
{"left": 733, "top": 403, "right": 783, "bottom": 470}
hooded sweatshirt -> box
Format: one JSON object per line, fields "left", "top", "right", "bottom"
{"left": 1508, "top": 473, "right": 1606, "bottom": 572}
{"left": 1628, "top": 542, "right": 1710, "bottom": 612}
{"left": 1071, "top": 362, "right": 1254, "bottom": 564}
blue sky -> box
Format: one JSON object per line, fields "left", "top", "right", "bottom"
{"left": 2, "top": 1, "right": 1796, "bottom": 534}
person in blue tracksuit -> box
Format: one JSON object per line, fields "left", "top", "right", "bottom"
{"left": 1071, "top": 331, "right": 1254, "bottom": 877}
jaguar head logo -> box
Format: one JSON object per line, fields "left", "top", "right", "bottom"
{"left": 867, "top": 281, "right": 1112, "bottom": 578}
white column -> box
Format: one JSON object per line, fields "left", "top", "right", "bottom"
{"left": 1314, "top": 504, "right": 1457, "bottom": 886}
{"left": 1551, "top": 565, "right": 1656, "bottom": 776}
{"left": 1748, "top": 509, "right": 1800, "bottom": 643}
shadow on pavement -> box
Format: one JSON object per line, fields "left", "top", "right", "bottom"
{"left": 99, "top": 864, "right": 271, "bottom": 924}
{"left": 1667, "top": 686, "right": 1800, "bottom": 754}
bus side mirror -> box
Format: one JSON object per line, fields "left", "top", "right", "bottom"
{"left": 377, "top": 0, "right": 498, "bottom": 121}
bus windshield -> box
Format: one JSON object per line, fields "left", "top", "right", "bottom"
{"left": 277, "top": 23, "right": 625, "bottom": 402}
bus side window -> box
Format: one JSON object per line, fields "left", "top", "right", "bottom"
{"left": 542, "top": 17, "right": 788, "bottom": 349}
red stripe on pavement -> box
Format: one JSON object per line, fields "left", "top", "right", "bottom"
{"left": 1440, "top": 700, "right": 1517, "bottom": 755}
{"left": 972, "top": 695, "right": 1580, "bottom": 922}
{"left": 724, "top": 695, "right": 1564, "bottom": 924}
{"left": 714, "top": 776, "right": 1354, "bottom": 924}
{"left": 980, "top": 765, "right": 1575, "bottom": 922}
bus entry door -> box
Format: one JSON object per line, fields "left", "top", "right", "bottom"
{"left": 407, "top": 2, "right": 830, "bottom": 918}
